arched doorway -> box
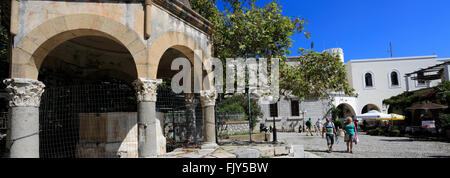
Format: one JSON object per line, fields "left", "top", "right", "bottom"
{"left": 38, "top": 35, "right": 139, "bottom": 158}
{"left": 362, "top": 104, "right": 381, "bottom": 114}
{"left": 156, "top": 47, "right": 204, "bottom": 151}
{"left": 336, "top": 103, "right": 356, "bottom": 119}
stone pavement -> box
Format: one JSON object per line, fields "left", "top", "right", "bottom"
{"left": 159, "top": 141, "right": 320, "bottom": 158}
{"left": 278, "top": 132, "right": 450, "bottom": 158}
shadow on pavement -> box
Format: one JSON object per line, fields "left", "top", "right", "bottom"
{"left": 380, "top": 139, "right": 414, "bottom": 142}
{"left": 305, "top": 149, "right": 348, "bottom": 154}
{"left": 428, "top": 155, "right": 450, "bottom": 158}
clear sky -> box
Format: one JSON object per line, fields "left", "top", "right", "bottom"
{"left": 219, "top": 0, "right": 450, "bottom": 62}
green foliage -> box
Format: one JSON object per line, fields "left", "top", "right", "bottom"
{"left": 280, "top": 50, "right": 355, "bottom": 100}
{"left": 383, "top": 81, "right": 450, "bottom": 110}
{"left": 191, "top": 0, "right": 309, "bottom": 60}
{"left": 329, "top": 104, "right": 344, "bottom": 120}
{"left": 219, "top": 131, "right": 259, "bottom": 138}
{"left": 368, "top": 126, "right": 401, "bottom": 137}
{"left": 0, "top": 5, "right": 9, "bottom": 89}
{"left": 217, "top": 94, "right": 263, "bottom": 128}
{"left": 368, "top": 127, "right": 384, "bottom": 136}
{"left": 191, "top": 0, "right": 354, "bottom": 101}
{"left": 388, "top": 129, "right": 401, "bottom": 137}
{"left": 439, "top": 113, "right": 450, "bottom": 130}
{"left": 333, "top": 118, "right": 345, "bottom": 129}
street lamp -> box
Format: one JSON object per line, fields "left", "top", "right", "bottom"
{"left": 301, "top": 110, "right": 307, "bottom": 132}
{"left": 272, "top": 115, "right": 277, "bottom": 144}
{"left": 245, "top": 86, "right": 252, "bottom": 143}
{"left": 248, "top": 87, "right": 252, "bottom": 143}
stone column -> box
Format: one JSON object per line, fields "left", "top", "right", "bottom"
{"left": 184, "top": 93, "right": 198, "bottom": 143}
{"left": 444, "top": 64, "right": 450, "bottom": 82}
{"left": 3, "top": 78, "right": 45, "bottom": 158}
{"left": 200, "top": 90, "right": 218, "bottom": 149}
{"left": 133, "top": 78, "right": 165, "bottom": 157}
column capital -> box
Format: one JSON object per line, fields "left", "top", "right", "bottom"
{"left": 3, "top": 78, "right": 45, "bottom": 107}
{"left": 200, "top": 90, "right": 217, "bottom": 107}
{"left": 133, "top": 78, "right": 162, "bottom": 103}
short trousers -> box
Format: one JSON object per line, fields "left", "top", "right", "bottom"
{"left": 344, "top": 134, "right": 354, "bottom": 142}
{"left": 326, "top": 134, "right": 335, "bottom": 145}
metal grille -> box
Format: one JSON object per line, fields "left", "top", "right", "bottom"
{"left": 156, "top": 86, "right": 204, "bottom": 152}
{"left": 0, "top": 112, "right": 7, "bottom": 130}
{"left": 0, "top": 112, "right": 7, "bottom": 157}
{"left": 39, "top": 83, "right": 137, "bottom": 158}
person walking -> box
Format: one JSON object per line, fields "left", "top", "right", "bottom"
{"left": 343, "top": 117, "right": 358, "bottom": 153}
{"left": 305, "top": 118, "right": 313, "bottom": 136}
{"left": 322, "top": 118, "right": 336, "bottom": 153}
{"left": 315, "top": 119, "right": 323, "bottom": 136}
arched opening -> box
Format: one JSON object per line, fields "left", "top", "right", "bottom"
{"left": 361, "top": 104, "right": 380, "bottom": 114}
{"left": 336, "top": 103, "right": 356, "bottom": 119}
{"left": 390, "top": 71, "right": 400, "bottom": 87}
{"left": 155, "top": 46, "right": 205, "bottom": 152}
{"left": 38, "top": 35, "right": 139, "bottom": 158}
{"left": 364, "top": 72, "right": 374, "bottom": 88}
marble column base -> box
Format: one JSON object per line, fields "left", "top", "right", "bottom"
{"left": 201, "top": 142, "right": 219, "bottom": 150}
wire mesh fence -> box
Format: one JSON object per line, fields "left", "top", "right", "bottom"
{"left": 2, "top": 82, "right": 248, "bottom": 157}
{"left": 0, "top": 112, "right": 7, "bottom": 130}
{"left": 39, "top": 83, "right": 138, "bottom": 158}
{"left": 0, "top": 112, "right": 7, "bottom": 157}
{"left": 156, "top": 86, "right": 204, "bottom": 152}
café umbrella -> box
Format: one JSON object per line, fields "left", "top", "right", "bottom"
{"left": 356, "top": 110, "right": 392, "bottom": 120}
{"left": 356, "top": 110, "right": 405, "bottom": 126}
{"left": 377, "top": 114, "right": 405, "bottom": 121}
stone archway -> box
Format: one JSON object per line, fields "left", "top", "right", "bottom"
{"left": 36, "top": 35, "right": 140, "bottom": 158}
{"left": 148, "top": 31, "right": 213, "bottom": 90}
{"left": 11, "top": 14, "right": 148, "bottom": 80}
{"left": 336, "top": 103, "right": 356, "bottom": 118}
{"left": 150, "top": 31, "right": 217, "bottom": 150}
{"left": 362, "top": 104, "right": 381, "bottom": 114}
{"left": 5, "top": 14, "right": 157, "bottom": 158}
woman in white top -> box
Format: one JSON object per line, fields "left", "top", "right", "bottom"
{"left": 315, "top": 119, "right": 323, "bottom": 136}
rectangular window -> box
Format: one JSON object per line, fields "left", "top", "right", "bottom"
{"left": 269, "top": 103, "right": 278, "bottom": 117}
{"left": 291, "top": 100, "right": 299, "bottom": 116}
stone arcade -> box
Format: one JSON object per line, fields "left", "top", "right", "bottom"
{"left": 3, "top": 0, "right": 217, "bottom": 158}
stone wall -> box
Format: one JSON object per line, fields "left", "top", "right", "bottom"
{"left": 218, "top": 121, "right": 250, "bottom": 135}
{"left": 258, "top": 118, "right": 303, "bottom": 133}
{"left": 77, "top": 112, "right": 138, "bottom": 158}
{"left": 76, "top": 112, "right": 166, "bottom": 158}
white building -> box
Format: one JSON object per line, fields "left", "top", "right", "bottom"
{"left": 259, "top": 49, "right": 450, "bottom": 130}
{"left": 346, "top": 55, "right": 450, "bottom": 114}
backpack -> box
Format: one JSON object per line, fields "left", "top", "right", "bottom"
{"left": 306, "top": 120, "right": 311, "bottom": 126}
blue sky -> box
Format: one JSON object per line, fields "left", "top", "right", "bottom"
{"left": 218, "top": 0, "right": 450, "bottom": 62}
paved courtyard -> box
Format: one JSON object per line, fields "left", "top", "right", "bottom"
{"left": 278, "top": 132, "right": 450, "bottom": 158}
